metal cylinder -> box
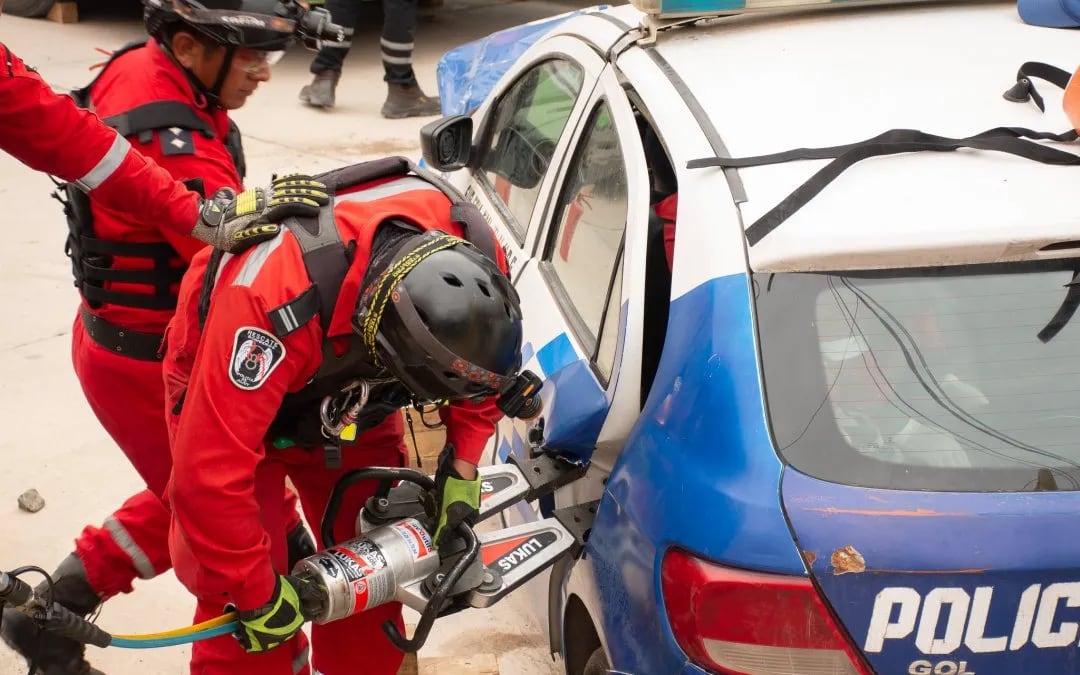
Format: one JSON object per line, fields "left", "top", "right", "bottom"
{"left": 294, "top": 518, "right": 439, "bottom": 624}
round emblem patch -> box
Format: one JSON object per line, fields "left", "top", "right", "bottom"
{"left": 229, "top": 327, "right": 286, "bottom": 390}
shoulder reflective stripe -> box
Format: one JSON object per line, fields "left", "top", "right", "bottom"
{"left": 214, "top": 252, "right": 234, "bottom": 286}
{"left": 232, "top": 233, "right": 286, "bottom": 288}
{"left": 339, "top": 176, "right": 439, "bottom": 203}
{"left": 103, "top": 516, "right": 155, "bottom": 579}
{"left": 76, "top": 132, "right": 131, "bottom": 191}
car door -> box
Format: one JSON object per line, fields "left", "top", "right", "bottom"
{"left": 448, "top": 36, "right": 607, "bottom": 281}
{"left": 497, "top": 64, "right": 652, "bottom": 525}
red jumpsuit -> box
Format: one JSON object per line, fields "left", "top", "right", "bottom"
{"left": 0, "top": 42, "right": 200, "bottom": 236}
{"left": 163, "top": 178, "right": 504, "bottom": 675}
{"left": 63, "top": 41, "right": 300, "bottom": 600}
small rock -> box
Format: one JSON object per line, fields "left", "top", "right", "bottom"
{"left": 17, "top": 489, "right": 45, "bottom": 513}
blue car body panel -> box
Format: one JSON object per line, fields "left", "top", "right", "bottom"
{"left": 585, "top": 274, "right": 806, "bottom": 673}
{"left": 784, "top": 469, "right": 1080, "bottom": 675}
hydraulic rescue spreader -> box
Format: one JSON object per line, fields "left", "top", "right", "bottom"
{"left": 0, "top": 452, "right": 593, "bottom": 655}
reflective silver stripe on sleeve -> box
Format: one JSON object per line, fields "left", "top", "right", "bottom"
{"left": 233, "top": 232, "right": 286, "bottom": 288}
{"left": 104, "top": 516, "right": 156, "bottom": 579}
{"left": 293, "top": 642, "right": 311, "bottom": 674}
{"left": 75, "top": 132, "right": 131, "bottom": 191}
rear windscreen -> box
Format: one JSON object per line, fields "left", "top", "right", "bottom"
{"left": 755, "top": 259, "right": 1080, "bottom": 491}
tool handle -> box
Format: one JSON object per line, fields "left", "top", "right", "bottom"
{"left": 382, "top": 522, "right": 479, "bottom": 652}
{"left": 0, "top": 572, "right": 33, "bottom": 609}
{"left": 42, "top": 603, "right": 112, "bottom": 648}
{"left": 322, "top": 467, "right": 435, "bottom": 547}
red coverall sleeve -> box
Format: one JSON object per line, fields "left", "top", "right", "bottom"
{"left": 439, "top": 398, "right": 504, "bottom": 465}
{"left": 0, "top": 44, "right": 200, "bottom": 237}
{"left": 168, "top": 283, "right": 316, "bottom": 609}
{"left": 147, "top": 148, "right": 239, "bottom": 262}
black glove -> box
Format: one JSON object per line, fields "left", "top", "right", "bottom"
{"left": 427, "top": 445, "right": 480, "bottom": 549}
{"left": 235, "top": 574, "right": 321, "bottom": 654}
{"left": 191, "top": 174, "right": 330, "bottom": 253}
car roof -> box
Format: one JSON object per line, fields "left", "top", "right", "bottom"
{"left": 584, "top": 1, "right": 1080, "bottom": 272}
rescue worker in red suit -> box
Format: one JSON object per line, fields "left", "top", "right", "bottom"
{"left": 163, "top": 160, "right": 527, "bottom": 674}
{"left": 0, "top": 0, "right": 327, "bottom": 255}
{"left": 0, "top": 2, "right": 334, "bottom": 673}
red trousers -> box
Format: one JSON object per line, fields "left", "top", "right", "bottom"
{"left": 171, "top": 438, "right": 408, "bottom": 675}
{"left": 70, "top": 314, "right": 302, "bottom": 597}
{"left": 71, "top": 314, "right": 175, "bottom": 596}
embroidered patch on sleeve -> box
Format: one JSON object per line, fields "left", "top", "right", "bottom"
{"left": 229, "top": 327, "right": 286, "bottom": 390}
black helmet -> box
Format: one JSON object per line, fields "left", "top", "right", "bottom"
{"left": 353, "top": 232, "right": 524, "bottom": 403}
{"left": 143, "top": 0, "right": 297, "bottom": 51}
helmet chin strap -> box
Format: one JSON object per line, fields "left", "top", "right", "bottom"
{"left": 159, "top": 37, "right": 234, "bottom": 109}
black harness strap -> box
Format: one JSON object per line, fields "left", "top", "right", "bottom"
{"left": 104, "top": 101, "right": 215, "bottom": 143}
{"left": 689, "top": 126, "right": 1080, "bottom": 246}
{"left": 1004, "top": 62, "right": 1074, "bottom": 113}
{"left": 318, "top": 156, "right": 502, "bottom": 266}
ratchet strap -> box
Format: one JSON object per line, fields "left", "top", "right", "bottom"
{"left": 688, "top": 125, "right": 1080, "bottom": 246}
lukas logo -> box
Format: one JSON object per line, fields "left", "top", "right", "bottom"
{"left": 865, "top": 584, "right": 1080, "bottom": 656}
{"left": 492, "top": 531, "right": 558, "bottom": 573}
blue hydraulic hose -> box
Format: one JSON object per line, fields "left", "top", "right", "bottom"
{"left": 108, "top": 621, "right": 239, "bottom": 649}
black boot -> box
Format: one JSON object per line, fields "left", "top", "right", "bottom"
{"left": 381, "top": 82, "right": 441, "bottom": 119}
{"left": 299, "top": 69, "right": 341, "bottom": 109}
{"left": 1, "top": 555, "right": 104, "bottom": 675}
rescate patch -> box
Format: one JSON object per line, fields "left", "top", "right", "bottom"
{"left": 229, "top": 327, "right": 286, "bottom": 390}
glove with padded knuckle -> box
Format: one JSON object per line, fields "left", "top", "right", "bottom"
{"left": 191, "top": 174, "right": 330, "bottom": 254}
{"left": 235, "top": 574, "right": 321, "bottom": 654}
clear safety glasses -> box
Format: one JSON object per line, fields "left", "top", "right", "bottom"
{"left": 232, "top": 48, "right": 285, "bottom": 76}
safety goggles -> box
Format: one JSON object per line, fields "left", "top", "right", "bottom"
{"left": 1065, "top": 67, "right": 1080, "bottom": 132}
{"left": 232, "top": 48, "right": 285, "bottom": 76}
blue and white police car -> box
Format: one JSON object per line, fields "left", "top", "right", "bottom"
{"left": 423, "top": 0, "right": 1080, "bottom": 672}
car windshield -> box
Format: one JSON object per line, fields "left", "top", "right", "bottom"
{"left": 755, "top": 258, "right": 1080, "bottom": 491}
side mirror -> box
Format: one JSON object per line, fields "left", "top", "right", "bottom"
{"left": 420, "top": 115, "right": 473, "bottom": 172}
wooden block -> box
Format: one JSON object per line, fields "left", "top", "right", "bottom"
{"left": 418, "top": 654, "right": 499, "bottom": 675}
{"left": 46, "top": 1, "right": 78, "bottom": 24}
{"left": 397, "top": 652, "right": 420, "bottom": 675}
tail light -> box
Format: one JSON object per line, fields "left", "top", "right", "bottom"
{"left": 661, "top": 549, "right": 872, "bottom": 675}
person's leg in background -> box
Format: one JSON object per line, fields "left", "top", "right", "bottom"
{"left": 379, "top": 0, "right": 440, "bottom": 118}
{"left": 285, "top": 422, "right": 408, "bottom": 674}
{"left": 300, "top": 0, "right": 361, "bottom": 108}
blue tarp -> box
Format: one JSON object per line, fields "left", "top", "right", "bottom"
{"left": 436, "top": 7, "right": 604, "bottom": 116}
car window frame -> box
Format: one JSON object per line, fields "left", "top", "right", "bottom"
{"left": 469, "top": 38, "right": 606, "bottom": 250}
{"left": 537, "top": 97, "right": 629, "bottom": 388}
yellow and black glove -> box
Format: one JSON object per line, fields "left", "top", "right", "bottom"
{"left": 191, "top": 174, "right": 330, "bottom": 254}
{"left": 235, "top": 574, "right": 319, "bottom": 654}
{"left": 429, "top": 445, "right": 480, "bottom": 550}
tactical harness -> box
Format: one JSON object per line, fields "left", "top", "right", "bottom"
{"left": 193, "top": 156, "right": 502, "bottom": 455}
{"left": 57, "top": 41, "right": 246, "bottom": 327}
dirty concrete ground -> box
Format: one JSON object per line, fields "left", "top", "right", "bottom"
{"left": 0, "top": 1, "right": 591, "bottom": 671}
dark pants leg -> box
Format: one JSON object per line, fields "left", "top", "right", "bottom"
{"left": 381, "top": 0, "right": 419, "bottom": 84}
{"left": 311, "top": 0, "right": 363, "bottom": 73}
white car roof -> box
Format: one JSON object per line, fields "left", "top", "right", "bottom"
{"left": 600, "top": 1, "right": 1080, "bottom": 271}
